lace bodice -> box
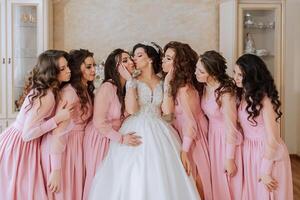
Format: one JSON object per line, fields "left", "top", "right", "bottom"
{"left": 136, "top": 80, "right": 163, "bottom": 116}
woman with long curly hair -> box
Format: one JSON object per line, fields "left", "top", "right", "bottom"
{"left": 83, "top": 49, "right": 142, "bottom": 199}
{"left": 234, "top": 54, "right": 293, "bottom": 200}
{"left": 0, "top": 50, "right": 72, "bottom": 199}
{"left": 161, "top": 41, "right": 212, "bottom": 200}
{"left": 89, "top": 42, "right": 200, "bottom": 200}
{"left": 41, "top": 49, "right": 95, "bottom": 200}
{"left": 195, "top": 50, "right": 243, "bottom": 200}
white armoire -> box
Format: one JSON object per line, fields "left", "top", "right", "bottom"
{"left": 0, "top": 0, "right": 52, "bottom": 132}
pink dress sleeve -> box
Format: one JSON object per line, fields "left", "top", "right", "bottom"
{"left": 260, "top": 97, "right": 284, "bottom": 175}
{"left": 49, "top": 86, "right": 76, "bottom": 170}
{"left": 93, "top": 82, "right": 122, "bottom": 143}
{"left": 177, "top": 87, "right": 198, "bottom": 152}
{"left": 221, "top": 93, "right": 242, "bottom": 159}
{"left": 22, "top": 90, "right": 58, "bottom": 142}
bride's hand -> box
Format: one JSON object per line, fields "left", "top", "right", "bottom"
{"left": 180, "top": 151, "right": 191, "bottom": 176}
{"left": 164, "top": 67, "right": 174, "bottom": 85}
{"left": 122, "top": 132, "right": 142, "bottom": 146}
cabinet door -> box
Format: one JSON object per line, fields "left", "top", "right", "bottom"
{"left": 0, "top": 0, "right": 6, "bottom": 119}
{"left": 7, "top": 0, "right": 43, "bottom": 118}
{"left": 0, "top": 120, "right": 6, "bottom": 133}
{"left": 238, "top": 4, "right": 282, "bottom": 94}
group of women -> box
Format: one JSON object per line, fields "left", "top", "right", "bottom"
{"left": 0, "top": 41, "right": 293, "bottom": 200}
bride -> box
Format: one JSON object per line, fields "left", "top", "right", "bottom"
{"left": 89, "top": 42, "right": 200, "bottom": 200}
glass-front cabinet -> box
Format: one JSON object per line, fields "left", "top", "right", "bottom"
{"left": 0, "top": 0, "right": 52, "bottom": 131}
{"left": 238, "top": 4, "right": 282, "bottom": 92}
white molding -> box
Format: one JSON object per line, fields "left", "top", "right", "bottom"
{"left": 0, "top": 0, "right": 6, "bottom": 119}
{"left": 0, "top": 119, "right": 7, "bottom": 133}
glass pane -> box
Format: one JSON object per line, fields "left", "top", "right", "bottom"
{"left": 243, "top": 9, "right": 276, "bottom": 76}
{"left": 12, "top": 5, "right": 37, "bottom": 111}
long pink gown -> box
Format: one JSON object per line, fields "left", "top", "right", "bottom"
{"left": 0, "top": 89, "right": 58, "bottom": 200}
{"left": 201, "top": 90, "right": 243, "bottom": 200}
{"left": 239, "top": 97, "right": 293, "bottom": 200}
{"left": 41, "top": 84, "right": 92, "bottom": 200}
{"left": 173, "top": 85, "right": 213, "bottom": 200}
{"left": 83, "top": 81, "right": 123, "bottom": 199}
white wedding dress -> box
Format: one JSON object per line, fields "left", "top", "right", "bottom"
{"left": 89, "top": 80, "right": 200, "bottom": 200}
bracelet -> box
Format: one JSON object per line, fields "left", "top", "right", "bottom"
{"left": 126, "top": 78, "right": 137, "bottom": 90}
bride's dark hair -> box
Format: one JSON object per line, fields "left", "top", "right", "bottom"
{"left": 132, "top": 42, "right": 163, "bottom": 74}
{"left": 236, "top": 54, "right": 282, "bottom": 124}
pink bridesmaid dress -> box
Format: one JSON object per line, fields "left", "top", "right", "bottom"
{"left": 173, "top": 85, "right": 213, "bottom": 200}
{"left": 0, "top": 90, "right": 58, "bottom": 200}
{"left": 83, "top": 81, "right": 123, "bottom": 199}
{"left": 239, "top": 97, "right": 293, "bottom": 200}
{"left": 41, "top": 84, "right": 92, "bottom": 200}
{"left": 201, "top": 90, "right": 243, "bottom": 200}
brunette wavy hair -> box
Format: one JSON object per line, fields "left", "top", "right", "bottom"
{"left": 16, "top": 50, "right": 69, "bottom": 111}
{"left": 68, "top": 49, "right": 95, "bottom": 118}
{"left": 236, "top": 54, "right": 282, "bottom": 124}
{"left": 132, "top": 42, "right": 163, "bottom": 74}
{"left": 199, "top": 50, "right": 236, "bottom": 105}
{"left": 103, "top": 48, "right": 129, "bottom": 115}
{"left": 163, "top": 41, "right": 202, "bottom": 97}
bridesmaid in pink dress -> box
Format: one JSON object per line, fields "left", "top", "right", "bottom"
{"left": 234, "top": 54, "right": 293, "bottom": 200}
{"left": 83, "top": 49, "right": 142, "bottom": 199}
{"left": 41, "top": 49, "right": 95, "bottom": 200}
{"left": 0, "top": 50, "right": 72, "bottom": 200}
{"left": 161, "top": 41, "right": 212, "bottom": 200}
{"left": 195, "top": 50, "right": 243, "bottom": 200}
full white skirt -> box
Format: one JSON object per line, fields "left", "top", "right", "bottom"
{"left": 89, "top": 112, "right": 200, "bottom": 200}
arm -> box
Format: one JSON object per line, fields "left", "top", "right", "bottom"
{"left": 125, "top": 79, "right": 139, "bottom": 114}
{"left": 93, "top": 82, "right": 122, "bottom": 143}
{"left": 221, "top": 93, "right": 242, "bottom": 159}
{"left": 161, "top": 68, "right": 175, "bottom": 117}
{"left": 49, "top": 87, "right": 76, "bottom": 170}
{"left": 22, "top": 91, "right": 58, "bottom": 142}
{"left": 177, "top": 87, "right": 198, "bottom": 152}
{"left": 260, "top": 97, "right": 283, "bottom": 175}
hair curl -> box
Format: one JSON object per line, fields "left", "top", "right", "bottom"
{"left": 68, "top": 49, "right": 95, "bottom": 119}
{"left": 236, "top": 54, "right": 282, "bottom": 124}
{"left": 199, "top": 50, "right": 236, "bottom": 106}
{"left": 16, "top": 50, "right": 69, "bottom": 111}
{"left": 163, "top": 41, "right": 203, "bottom": 97}
{"left": 103, "top": 48, "right": 128, "bottom": 116}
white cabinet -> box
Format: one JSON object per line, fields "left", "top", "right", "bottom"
{"left": 219, "top": 0, "right": 284, "bottom": 96}
{"left": 0, "top": 120, "right": 6, "bottom": 133}
{"left": 0, "top": 0, "right": 52, "bottom": 127}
